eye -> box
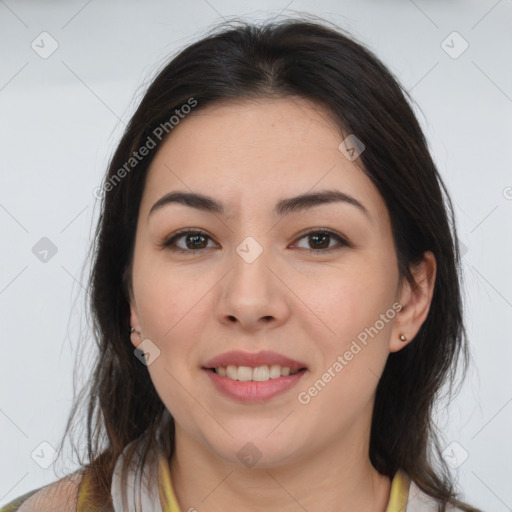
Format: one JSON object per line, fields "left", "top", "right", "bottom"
{"left": 160, "top": 228, "right": 350, "bottom": 255}
{"left": 160, "top": 229, "right": 217, "bottom": 254}
{"left": 293, "top": 229, "right": 349, "bottom": 253}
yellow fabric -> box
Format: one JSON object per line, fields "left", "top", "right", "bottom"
{"left": 73, "top": 460, "right": 409, "bottom": 512}
{"left": 385, "top": 469, "right": 410, "bottom": 512}
{"left": 76, "top": 469, "right": 91, "bottom": 511}
{"left": 157, "top": 450, "right": 181, "bottom": 512}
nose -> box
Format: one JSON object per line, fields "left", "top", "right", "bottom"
{"left": 215, "top": 243, "right": 290, "bottom": 332}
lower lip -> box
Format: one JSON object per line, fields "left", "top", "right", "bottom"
{"left": 202, "top": 368, "right": 307, "bottom": 402}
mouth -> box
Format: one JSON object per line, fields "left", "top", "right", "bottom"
{"left": 201, "top": 350, "right": 309, "bottom": 401}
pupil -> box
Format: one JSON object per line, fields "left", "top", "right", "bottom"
{"left": 311, "top": 234, "right": 328, "bottom": 249}
{"left": 187, "top": 234, "right": 206, "bottom": 249}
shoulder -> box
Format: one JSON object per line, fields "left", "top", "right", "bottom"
{"left": 0, "top": 471, "right": 84, "bottom": 512}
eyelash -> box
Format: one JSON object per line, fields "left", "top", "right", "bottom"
{"left": 159, "top": 228, "right": 350, "bottom": 255}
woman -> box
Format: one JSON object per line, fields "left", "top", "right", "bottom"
{"left": 1, "top": 15, "right": 481, "bottom": 512}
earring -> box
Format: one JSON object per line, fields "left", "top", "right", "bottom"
{"left": 130, "top": 327, "right": 141, "bottom": 338}
{"left": 399, "top": 334, "right": 407, "bottom": 342}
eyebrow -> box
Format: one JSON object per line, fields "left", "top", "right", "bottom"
{"left": 148, "top": 189, "right": 370, "bottom": 220}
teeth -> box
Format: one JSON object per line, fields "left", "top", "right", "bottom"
{"left": 215, "top": 365, "right": 300, "bottom": 382}
{"left": 269, "top": 364, "right": 281, "bottom": 379}
{"left": 237, "top": 365, "right": 253, "bottom": 381}
{"left": 253, "top": 365, "right": 269, "bottom": 381}
{"left": 226, "top": 365, "right": 238, "bottom": 380}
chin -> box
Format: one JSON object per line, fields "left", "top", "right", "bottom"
{"left": 204, "top": 432, "right": 305, "bottom": 470}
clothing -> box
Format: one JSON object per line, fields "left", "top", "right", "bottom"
{"left": 0, "top": 445, "right": 451, "bottom": 512}
{"left": 110, "top": 438, "right": 179, "bottom": 512}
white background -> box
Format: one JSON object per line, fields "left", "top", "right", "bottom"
{"left": 1, "top": 1, "right": 511, "bottom": 511}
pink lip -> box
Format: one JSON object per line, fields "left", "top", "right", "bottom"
{"left": 203, "top": 367, "right": 308, "bottom": 402}
{"left": 202, "top": 350, "right": 308, "bottom": 371}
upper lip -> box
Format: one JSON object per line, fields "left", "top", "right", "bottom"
{"left": 203, "top": 350, "right": 308, "bottom": 371}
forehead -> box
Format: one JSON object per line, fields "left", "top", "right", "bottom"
{"left": 141, "top": 97, "right": 388, "bottom": 223}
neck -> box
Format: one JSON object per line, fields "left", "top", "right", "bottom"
{"left": 169, "top": 425, "right": 392, "bottom": 512}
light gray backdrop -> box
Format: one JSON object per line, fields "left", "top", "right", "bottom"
{"left": 1, "top": 1, "right": 511, "bottom": 511}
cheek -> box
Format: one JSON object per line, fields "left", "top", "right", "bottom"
{"left": 308, "top": 257, "right": 397, "bottom": 339}
{"left": 131, "top": 257, "right": 207, "bottom": 396}
{"left": 134, "top": 252, "right": 209, "bottom": 334}
{"left": 296, "top": 282, "right": 396, "bottom": 430}
{"left": 299, "top": 253, "right": 398, "bottom": 404}
{"left": 133, "top": 267, "right": 214, "bottom": 421}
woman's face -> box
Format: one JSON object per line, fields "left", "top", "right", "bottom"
{"left": 128, "top": 97, "right": 426, "bottom": 468}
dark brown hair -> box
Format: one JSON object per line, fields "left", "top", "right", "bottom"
{"left": 56, "top": 14, "right": 480, "bottom": 511}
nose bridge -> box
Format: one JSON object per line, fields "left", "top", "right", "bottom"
{"left": 230, "top": 234, "right": 273, "bottom": 295}
{"left": 216, "top": 233, "right": 289, "bottom": 328}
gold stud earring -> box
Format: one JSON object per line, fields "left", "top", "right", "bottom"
{"left": 399, "top": 334, "right": 407, "bottom": 342}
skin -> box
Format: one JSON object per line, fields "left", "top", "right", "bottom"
{"left": 128, "top": 96, "right": 436, "bottom": 512}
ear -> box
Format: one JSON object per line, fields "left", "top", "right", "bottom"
{"left": 128, "top": 285, "right": 142, "bottom": 349}
{"left": 389, "top": 251, "right": 437, "bottom": 353}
